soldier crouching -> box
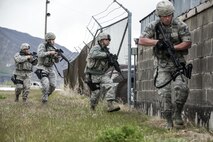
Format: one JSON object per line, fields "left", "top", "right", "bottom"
{"left": 13, "top": 43, "right": 38, "bottom": 102}
{"left": 84, "top": 32, "right": 120, "bottom": 112}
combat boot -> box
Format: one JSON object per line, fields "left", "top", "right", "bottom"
{"left": 42, "top": 99, "right": 48, "bottom": 104}
{"left": 90, "top": 100, "right": 97, "bottom": 111}
{"left": 15, "top": 95, "right": 19, "bottom": 102}
{"left": 91, "top": 105, "right": 95, "bottom": 111}
{"left": 107, "top": 100, "right": 120, "bottom": 112}
{"left": 23, "top": 98, "right": 27, "bottom": 102}
{"left": 174, "top": 103, "right": 184, "bottom": 126}
{"left": 164, "top": 111, "right": 173, "bottom": 130}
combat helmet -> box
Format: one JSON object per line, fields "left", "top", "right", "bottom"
{"left": 20, "top": 43, "right": 30, "bottom": 50}
{"left": 45, "top": 32, "right": 56, "bottom": 41}
{"left": 155, "top": 0, "right": 175, "bottom": 17}
{"left": 97, "top": 32, "right": 111, "bottom": 42}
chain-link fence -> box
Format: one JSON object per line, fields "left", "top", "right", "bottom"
{"left": 64, "top": 1, "right": 132, "bottom": 103}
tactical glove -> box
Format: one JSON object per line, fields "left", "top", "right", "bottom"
{"left": 156, "top": 39, "right": 168, "bottom": 50}
{"left": 108, "top": 53, "right": 118, "bottom": 66}
{"left": 111, "top": 54, "right": 118, "bottom": 60}
{"left": 156, "top": 39, "right": 176, "bottom": 56}
{"left": 163, "top": 39, "right": 176, "bottom": 53}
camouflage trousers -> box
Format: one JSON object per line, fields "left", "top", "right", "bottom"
{"left": 40, "top": 70, "right": 56, "bottom": 101}
{"left": 15, "top": 75, "right": 31, "bottom": 100}
{"left": 155, "top": 63, "right": 189, "bottom": 114}
{"left": 90, "top": 74, "right": 116, "bottom": 106}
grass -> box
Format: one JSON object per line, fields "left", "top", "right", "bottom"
{"left": 0, "top": 89, "right": 212, "bottom": 142}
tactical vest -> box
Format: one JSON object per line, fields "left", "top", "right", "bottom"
{"left": 42, "top": 44, "right": 56, "bottom": 67}
{"left": 16, "top": 58, "right": 33, "bottom": 71}
{"left": 86, "top": 45, "right": 109, "bottom": 75}
{"left": 154, "top": 20, "right": 188, "bottom": 60}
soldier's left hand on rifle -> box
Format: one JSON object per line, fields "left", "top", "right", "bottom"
{"left": 107, "top": 53, "right": 118, "bottom": 66}
{"left": 156, "top": 38, "right": 176, "bottom": 54}
{"left": 48, "top": 50, "right": 60, "bottom": 58}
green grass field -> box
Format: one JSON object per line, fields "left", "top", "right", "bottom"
{"left": 0, "top": 89, "right": 212, "bottom": 142}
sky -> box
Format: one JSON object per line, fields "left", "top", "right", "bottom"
{"left": 0, "top": 0, "right": 161, "bottom": 52}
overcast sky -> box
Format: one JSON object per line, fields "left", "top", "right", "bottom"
{"left": 0, "top": 0, "right": 161, "bottom": 52}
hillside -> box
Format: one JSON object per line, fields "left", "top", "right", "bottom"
{"left": 0, "top": 26, "right": 78, "bottom": 85}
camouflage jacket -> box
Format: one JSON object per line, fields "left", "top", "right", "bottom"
{"left": 13, "top": 52, "right": 34, "bottom": 76}
{"left": 142, "top": 18, "right": 191, "bottom": 62}
{"left": 85, "top": 44, "right": 110, "bottom": 75}
{"left": 36, "top": 42, "right": 59, "bottom": 71}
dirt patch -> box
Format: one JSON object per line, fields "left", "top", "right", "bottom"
{"left": 146, "top": 117, "right": 213, "bottom": 142}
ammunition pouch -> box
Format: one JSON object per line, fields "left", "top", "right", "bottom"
{"left": 34, "top": 69, "right": 49, "bottom": 79}
{"left": 84, "top": 74, "right": 100, "bottom": 91}
{"left": 16, "top": 61, "right": 33, "bottom": 71}
{"left": 43, "top": 56, "right": 54, "bottom": 67}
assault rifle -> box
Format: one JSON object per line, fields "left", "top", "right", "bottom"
{"left": 46, "top": 44, "right": 70, "bottom": 78}
{"left": 30, "top": 52, "right": 38, "bottom": 65}
{"left": 102, "top": 47, "right": 124, "bottom": 79}
{"left": 55, "top": 48, "right": 70, "bottom": 63}
{"left": 20, "top": 51, "right": 38, "bottom": 64}
{"left": 28, "top": 52, "right": 37, "bottom": 58}
{"left": 30, "top": 52, "right": 38, "bottom": 61}
{"left": 20, "top": 51, "right": 37, "bottom": 58}
{"left": 47, "top": 45, "right": 69, "bottom": 63}
{"left": 154, "top": 22, "right": 193, "bottom": 88}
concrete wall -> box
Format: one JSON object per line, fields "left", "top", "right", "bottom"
{"left": 136, "top": 0, "right": 213, "bottom": 130}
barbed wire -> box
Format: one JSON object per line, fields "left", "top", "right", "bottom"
{"left": 84, "top": 1, "right": 127, "bottom": 45}
{"left": 95, "top": 6, "right": 121, "bottom": 21}
{"left": 92, "top": 1, "right": 114, "bottom": 17}
{"left": 99, "top": 12, "right": 126, "bottom": 25}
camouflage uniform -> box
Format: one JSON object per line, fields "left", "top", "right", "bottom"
{"left": 141, "top": 3, "right": 191, "bottom": 128}
{"left": 84, "top": 33, "right": 120, "bottom": 112}
{"left": 36, "top": 32, "right": 59, "bottom": 103}
{"left": 13, "top": 43, "right": 37, "bottom": 102}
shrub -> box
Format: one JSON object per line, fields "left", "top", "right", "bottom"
{"left": 0, "top": 95, "right": 6, "bottom": 99}
{"left": 96, "top": 125, "right": 144, "bottom": 142}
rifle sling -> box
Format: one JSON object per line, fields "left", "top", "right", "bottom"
{"left": 154, "top": 66, "right": 186, "bottom": 89}
{"left": 53, "top": 63, "right": 64, "bottom": 78}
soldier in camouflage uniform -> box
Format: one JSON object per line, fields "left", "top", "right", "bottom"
{"left": 35, "top": 32, "right": 60, "bottom": 103}
{"left": 138, "top": 0, "right": 192, "bottom": 129}
{"left": 84, "top": 32, "right": 120, "bottom": 112}
{"left": 13, "top": 43, "right": 38, "bottom": 102}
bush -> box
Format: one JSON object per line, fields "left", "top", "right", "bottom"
{"left": 96, "top": 125, "right": 144, "bottom": 142}
{"left": 0, "top": 95, "right": 6, "bottom": 99}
